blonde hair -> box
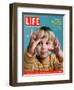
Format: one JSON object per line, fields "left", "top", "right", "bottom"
{"left": 31, "top": 29, "right": 55, "bottom": 42}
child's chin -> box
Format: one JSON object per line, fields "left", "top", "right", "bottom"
{"left": 40, "top": 55, "right": 48, "bottom": 59}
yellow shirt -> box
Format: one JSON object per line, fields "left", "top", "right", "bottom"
{"left": 24, "top": 52, "right": 63, "bottom": 72}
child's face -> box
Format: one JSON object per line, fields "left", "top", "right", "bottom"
{"left": 36, "top": 37, "right": 54, "bottom": 59}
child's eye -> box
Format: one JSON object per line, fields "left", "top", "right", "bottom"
{"left": 38, "top": 42, "right": 41, "bottom": 45}
{"left": 46, "top": 42, "right": 49, "bottom": 45}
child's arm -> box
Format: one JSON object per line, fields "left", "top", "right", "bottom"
{"left": 24, "top": 33, "right": 41, "bottom": 71}
{"left": 24, "top": 52, "right": 36, "bottom": 71}
{"left": 51, "top": 54, "right": 63, "bottom": 70}
{"left": 54, "top": 38, "right": 63, "bottom": 62}
{"left": 27, "top": 33, "right": 41, "bottom": 57}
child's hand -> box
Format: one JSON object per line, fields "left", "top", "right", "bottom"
{"left": 54, "top": 38, "right": 60, "bottom": 51}
{"left": 27, "top": 32, "right": 41, "bottom": 57}
{"left": 54, "top": 38, "right": 63, "bottom": 60}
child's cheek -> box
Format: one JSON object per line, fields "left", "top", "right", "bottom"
{"left": 48, "top": 44, "right": 54, "bottom": 50}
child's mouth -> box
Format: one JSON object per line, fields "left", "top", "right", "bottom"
{"left": 41, "top": 51, "right": 47, "bottom": 54}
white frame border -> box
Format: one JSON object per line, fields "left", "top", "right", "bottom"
{"left": 17, "top": 7, "right": 70, "bottom": 83}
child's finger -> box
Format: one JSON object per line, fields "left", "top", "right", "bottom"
{"left": 54, "top": 38, "right": 60, "bottom": 48}
{"left": 31, "top": 39, "right": 41, "bottom": 52}
{"left": 35, "top": 39, "right": 41, "bottom": 45}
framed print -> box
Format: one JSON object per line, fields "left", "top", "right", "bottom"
{"left": 9, "top": 3, "right": 72, "bottom": 86}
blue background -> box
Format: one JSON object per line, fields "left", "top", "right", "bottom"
{"left": 23, "top": 13, "right": 64, "bottom": 50}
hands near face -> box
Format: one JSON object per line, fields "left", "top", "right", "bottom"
{"left": 54, "top": 38, "right": 63, "bottom": 61}
{"left": 27, "top": 31, "right": 63, "bottom": 59}
{"left": 27, "top": 31, "right": 41, "bottom": 57}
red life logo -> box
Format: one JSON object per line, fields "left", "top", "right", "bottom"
{"left": 26, "top": 16, "right": 40, "bottom": 26}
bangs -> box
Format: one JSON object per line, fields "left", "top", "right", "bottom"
{"left": 37, "top": 30, "right": 55, "bottom": 41}
{"left": 37, "top": 30, "right": 49, "bottom": 39}
{"left": 48, "top": 31, "right": 55, "bottom": 41}
{"left": 31, "top": 30, "right": 55, "bottom": 42}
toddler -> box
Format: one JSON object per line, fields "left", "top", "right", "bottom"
{"left": 24, "top": 26, "right": 63, "bottom": 72}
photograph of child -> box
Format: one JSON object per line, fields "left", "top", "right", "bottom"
{"left": 24, "top": 26, "right": 63, "bottom": 73}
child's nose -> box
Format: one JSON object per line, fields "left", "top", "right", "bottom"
{"left": 42, "top": 43, "right": 46, "bottom": 49}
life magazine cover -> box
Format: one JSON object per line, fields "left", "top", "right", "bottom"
{"left": 23, "top": 13, "right": 63, "bottom": 75}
